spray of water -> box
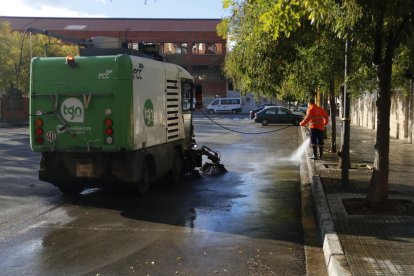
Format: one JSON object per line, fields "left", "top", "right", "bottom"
{"left": 289, "top": 138, "right": 310, "bottom": 162}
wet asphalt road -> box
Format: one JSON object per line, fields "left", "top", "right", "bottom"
{"left": 0, "top": 115, "right": 307, "bottom": 275}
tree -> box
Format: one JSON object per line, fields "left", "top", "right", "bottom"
{"left": 359, "top": 1, "right": 414, "bottom": 208}
{"left": 0, "top": 21, "right": 78, "bottom": 97}
{"left": 0, "top": 22, "right": 21, "bottom": 97}
{"left": 221, "top": 0, "right": 414, "bottom": 209}
{"left": 275, "top": 28, "right": 345, "bottom": 153}
{"left": 219, "top": 1, "right": 344, "bottom": 152}
{"left": 217, "top": 1, "right": 303, "bottom": 98}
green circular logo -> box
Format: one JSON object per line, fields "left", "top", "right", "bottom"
{"left": 143, "top": 99, "right": 154, "bottom": 127}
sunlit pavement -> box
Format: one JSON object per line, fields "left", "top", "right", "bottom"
{"left": 302, "top": 124, "right": 414, "bottom": 275}
{"left": 0, "top": 117, "right": 316, "bottom": 275}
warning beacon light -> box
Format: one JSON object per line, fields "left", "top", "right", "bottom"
{"left": 65, "top": 55, "right": 76, "bottom": 67}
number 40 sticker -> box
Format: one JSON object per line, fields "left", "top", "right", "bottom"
{"left": 45, "top": 131, "right": 57, "bottom": 143}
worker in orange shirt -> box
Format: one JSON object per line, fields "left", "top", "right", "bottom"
{"left": 300, "top": 99, "right": 329, "bottom": 160}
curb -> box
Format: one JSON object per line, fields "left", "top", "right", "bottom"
{"left": 300, "top": 127, "right": 352, "bottom": 276}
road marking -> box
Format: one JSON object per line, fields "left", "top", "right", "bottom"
{"left": 16, "top": 220, "right": 48, "bottom": 236}
{"left": 27, "top": 220, "right": 48, "bottom": 229}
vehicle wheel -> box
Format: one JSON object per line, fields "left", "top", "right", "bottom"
{"left": 138, "top": 163, "right": 150, "bottom": 195}
{"left": 231, "top": 109, "right": 237, "bottom": 114}
{"left": 168, "top": 149, "right": 183, "bottom": 184}
{"left": 207, "top": 109, "right": 215, "bottom": 114}
{"left": 57, "top": 183, "right": 83, "bottom": 195}
{"left": 261, "top": 119, "right": 268, "bottom": 126}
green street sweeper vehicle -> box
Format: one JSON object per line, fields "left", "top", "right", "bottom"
{"left": 29, "top": 34, "right": 224, "bottom": 195}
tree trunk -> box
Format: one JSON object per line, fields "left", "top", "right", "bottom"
{"left": 329, "top": 79, "right": 337, "bottom": 153}
{"left": 367, "top": 52, "right": 392, "bottom": 209}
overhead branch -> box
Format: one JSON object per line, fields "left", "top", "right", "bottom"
{"left": 372, "top": 12, "right": 384, "bottom": 67}
{"left": 392, "top": 17, "right": 409, "bottom": 50}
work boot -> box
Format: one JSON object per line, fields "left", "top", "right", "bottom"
{"left": 319, "top": 147, "right": 323, "bottom": 159}
{"left": 310, "top": 146, "right": 318, "bottom": 160}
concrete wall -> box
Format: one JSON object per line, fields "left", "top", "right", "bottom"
{"left": 350, "top": 92, "right": 377, "bottom": 130}
{"left": 350, "top": 92, "right": 414, "bottom": 142}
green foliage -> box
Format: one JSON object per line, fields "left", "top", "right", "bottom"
{"left": 0, "top": 21, "right": 78, "bottom": 97}
{"left": 221, "top": 0, "right": 414, "bottom": 203}
{"left": 392, "top": 42, "right": 414, "bottom": 95}
{"left": 221, "top": 0, "right": 347, "bottom": 102}
{"left": 257, "top": 0, "right": 305, "bottom": 40}
{"left": 0, "top": 22, "right": 20, "bottom": 96}
{"left": 221, "top": 0, "right": 414, "bottom": 101}
{"left": 220, "top": 1, "right": 307, "bottom": 98}
{"left": 279, "top": 28, "right": 345, "bottom": 101}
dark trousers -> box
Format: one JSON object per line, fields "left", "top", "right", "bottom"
{"left": 309, "top": 128, "right": 324, "bottom": 158}
{"left": 309, "top": 128, "right": 324, "bottom": 146}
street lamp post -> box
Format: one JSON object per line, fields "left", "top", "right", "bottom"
{"left": 404, "top": 69, "right": 414, "bottom": 143}
{"left": 410, "top": 78, "right": 413, "bottom": 144}
{"left": 341, "top": 39, "right": 351, "bottom": 187}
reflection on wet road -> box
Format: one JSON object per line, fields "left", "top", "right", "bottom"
{"left": 0, "top": 116, "right": 306, "bottom": 275}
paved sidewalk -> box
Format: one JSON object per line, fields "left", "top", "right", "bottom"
{"left": 302, "top": 125, "right": 414, "bottom": 275}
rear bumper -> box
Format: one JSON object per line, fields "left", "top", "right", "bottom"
{"left": 39, "top": 169, "right": 130, "bottom": 188}
{"left": 39, "top": 151, "right": 139, "bottom": 187}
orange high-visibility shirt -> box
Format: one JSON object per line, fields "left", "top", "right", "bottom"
{"left": 299, "top": 104, "right": 329, "bottom": 130}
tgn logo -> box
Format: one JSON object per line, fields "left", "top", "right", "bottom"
{"left": 143, "top": 99, "right": 154, "bottom": 127}
{"left": 61, "top": 98, "right": 84, "bottom": 123}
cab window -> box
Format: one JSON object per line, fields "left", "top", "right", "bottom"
{"left": 181, "top": 79, "right": 194, "bottom": 111}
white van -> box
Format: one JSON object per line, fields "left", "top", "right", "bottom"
{"left": 207, "top": 98, "right": 242, "bottom": 114}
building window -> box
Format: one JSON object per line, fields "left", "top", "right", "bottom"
{"left": 131, "top": 42, "right": 139, "bottom": 50}
{"left": 192, "top": 43, "right": 223, "bottom": 55}
{"left": 162, "top": 43, "right": 188, "bottom": 55}
{"left": 192, "top": 65, "right": 224, "bottom": 81}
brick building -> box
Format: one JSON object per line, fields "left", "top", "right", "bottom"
{"left": 1, "top": 16, "right": 227, "bottom": 102}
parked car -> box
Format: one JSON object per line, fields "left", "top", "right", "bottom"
{"left": 298, "top": 103, "right": 308, "bottom": 114}
{"left": 249, "top": 104, "right": 275, "bottom": 119}
{"left": 254, "top": 106, "right": 304, "bottom": 126}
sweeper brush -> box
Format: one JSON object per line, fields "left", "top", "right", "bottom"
{"left": 200, "top": 162, "right": 227, "bottom": 175}
{"left": 198, "top": 145, "right": 227, "bottom": 176}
